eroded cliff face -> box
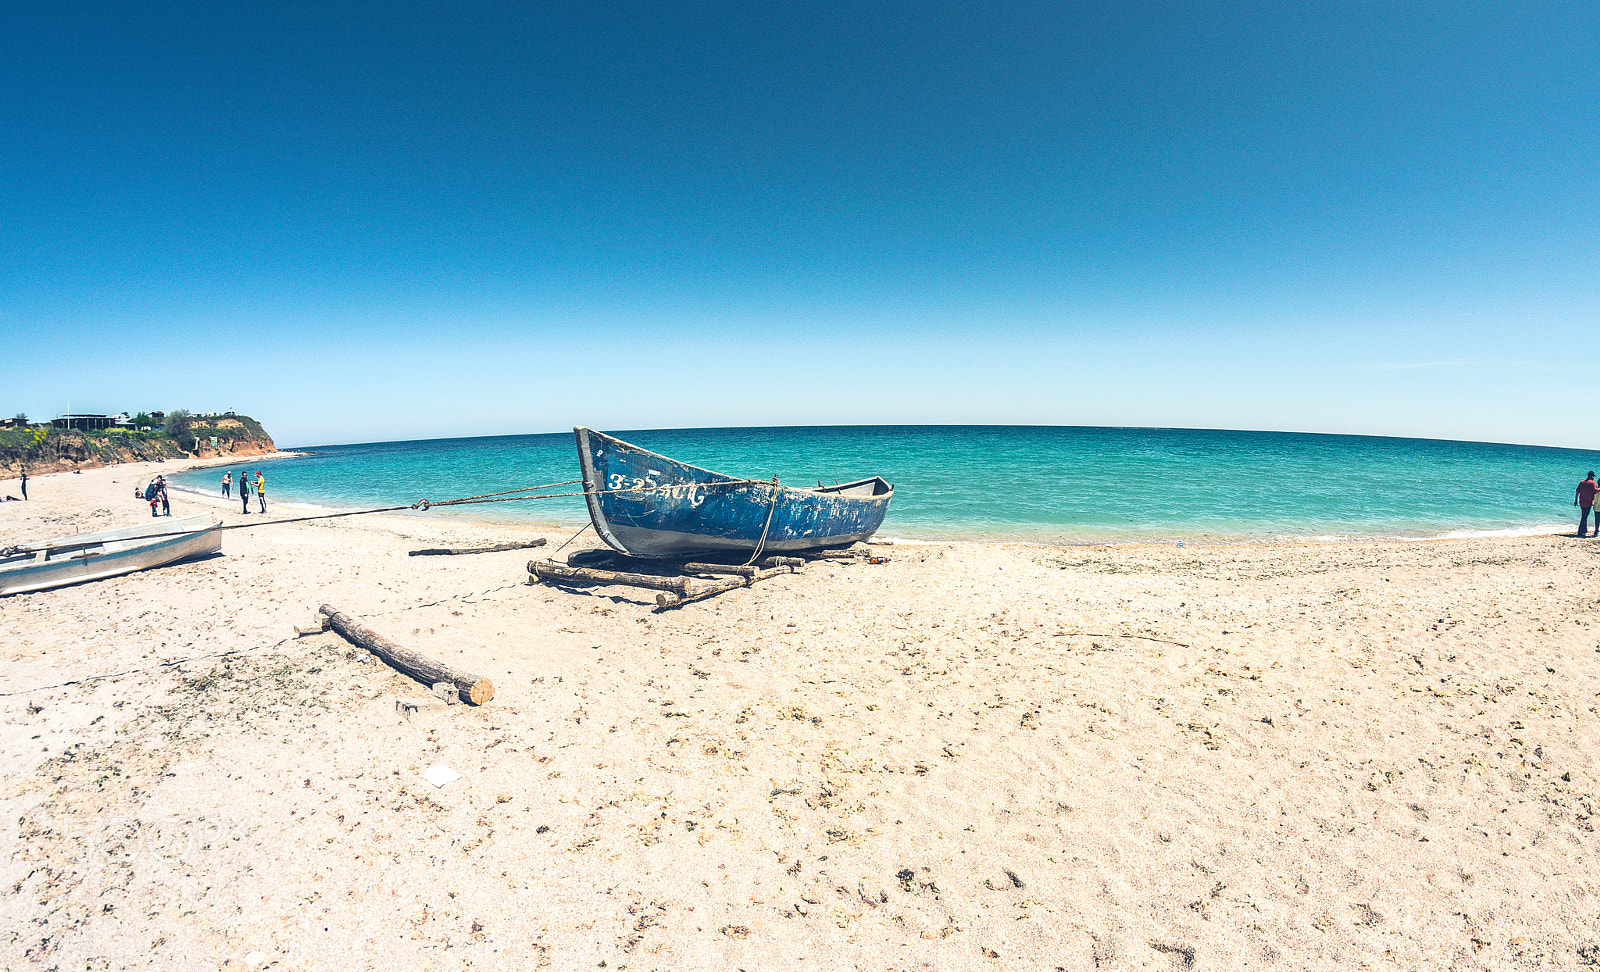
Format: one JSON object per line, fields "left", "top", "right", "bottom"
{"left": 1, "top": 426, "right": 278, "bottom": 473}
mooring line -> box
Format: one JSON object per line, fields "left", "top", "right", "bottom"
{"left": 3, "top": 478, "right": 769, "bottom": 555}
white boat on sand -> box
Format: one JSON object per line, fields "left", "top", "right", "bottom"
{"left": 0, "top": 515, "right": 223, "bottom": 595}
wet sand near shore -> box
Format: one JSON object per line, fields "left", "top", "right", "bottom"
{"left": 3, "top": 460, "right": 1599, "bottom": 970}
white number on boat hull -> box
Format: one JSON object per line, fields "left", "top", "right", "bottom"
{"left": 607, "top": 473, "right": 660, "bottom": 492}
{"left": 605, "top": 475, "right": 706, "bottom": 507}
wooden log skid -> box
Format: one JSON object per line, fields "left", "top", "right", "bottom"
{"left": 319, "top": 604, "right": 494, "bottom": 705}
{"left": 680, "top": 562, "right": 761, "bottom": 578}
{"left": 409, "top": 538, "right": 547, "bottom": 557}
{"left": 563, "top": 551, "right": 802, "bottom": 572}
{"left": 655, "top": 577, "right": 745, "bottom": 609}
{"left": 528, "top": 559, "right": 693, "bottom": 595}
{"left": 654, "top": 566, "right": 791, "bottom": 610}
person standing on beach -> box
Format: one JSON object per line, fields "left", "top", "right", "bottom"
{"left": 18, "top": 468, "right": 25, "bottom": 501}
{"left": 222, "top": 471, "right": 231, "bottom": 498}
{"left": 1577, "top": 471, "right": 1598, "bottom": 538}
{"left": 239, "top": 470, "right": 251, "bottom": 513}
{"left": 255, "top": 470, "right": 266, "bottom": 513}
{"left": 158, "top": 477, "right": 171, "bottom": 516}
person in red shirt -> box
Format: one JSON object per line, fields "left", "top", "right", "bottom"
{"left": 1577, "top": 471, "right": 1599, "bottom": 537}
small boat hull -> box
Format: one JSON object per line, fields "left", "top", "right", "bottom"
{"left": 575, "top": 428, "right": 893, "bottom": 559}
{"left": 0, "top": 515, "right": 223, "bottom": 595}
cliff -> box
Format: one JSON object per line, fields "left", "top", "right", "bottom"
{"left": 0, "top": 416, "right": 279, "bottom": 473}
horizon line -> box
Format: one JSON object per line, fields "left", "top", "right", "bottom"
{"left": 285, "top": 422, "right": 1600, "bottom": 456}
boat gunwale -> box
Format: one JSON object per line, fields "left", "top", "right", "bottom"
{"left": 577, "top": 429, "right": 892, "bottom": 498}
{"left": 809, "top": 476, "right": 893, "bottom": 497}
{"left": 6, "top": 514, "right": 220, "bottom": 557}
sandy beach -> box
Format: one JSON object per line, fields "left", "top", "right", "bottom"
{"left": 2, "top": 458, "right": 1598, "bottom": 970}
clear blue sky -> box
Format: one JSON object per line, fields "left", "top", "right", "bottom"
{"left": 3, "top": 1, "right": 1596, "bottom": 448}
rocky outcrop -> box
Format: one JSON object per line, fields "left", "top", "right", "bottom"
{"left": 184, "top": 416, "right": 279, "bottom": 460}
{"left": 194, "top": 437, "right": 280, "bottom": 460}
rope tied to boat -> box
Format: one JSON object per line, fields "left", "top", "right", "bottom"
{"left": 407, "top": 476, "right": 772, "bottom": 510}
{"left": 2, "top": 477, "right": 787, "bottom": 554}
{"left": 741, "top": 475, "right": 783, "bottom": 567}
{"left": 408, "top": 479, "right": 582, "bottom": 511}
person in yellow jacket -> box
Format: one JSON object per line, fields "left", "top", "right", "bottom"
{"left": 255, "top": 471, "right": 266, "bottom": 513}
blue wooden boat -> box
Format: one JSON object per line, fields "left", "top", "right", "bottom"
{"left": 575, "top": 428, "right": 893, "bottom": 559}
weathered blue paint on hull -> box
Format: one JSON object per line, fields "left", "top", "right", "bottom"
{"left": 575, "top": 428, "right": 893, "bottom": 559}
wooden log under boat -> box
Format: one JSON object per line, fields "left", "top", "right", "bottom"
{"left": 653, "top": 565, "right": 791, "bottom": 609}
{"left": 680, "top": 562, "right": 761, "bottom": 578}
{"left": 527, "top": 559, "right": 694, "bottom": 595}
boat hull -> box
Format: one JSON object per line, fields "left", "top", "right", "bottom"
{"left": 575, "top": 428, "right": 893, "bottom": 559}
{"left": 0, "top": 515, "right": 223, "bottom": 595}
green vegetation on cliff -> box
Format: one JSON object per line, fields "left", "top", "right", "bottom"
{"left": 1, "top": 415, "right": 277, "bottom": 472}
{"left": 0, "top": 425, "right": 50, "bottom": 452}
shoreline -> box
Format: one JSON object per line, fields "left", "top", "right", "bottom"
{"left": 2, "top": 457, "right": 1598, "bottom": 969}
{"left": 12, "top": 457, "right": 1584, "bottom": 552}
{"left": 143, "top": 457, "right": 1581, "bottom": 551}
{"left": 163, "top": 477, "right": 1578, "bottom": 552}
{"left": 146, "top": 423, "right": 1599, "bottom": 552}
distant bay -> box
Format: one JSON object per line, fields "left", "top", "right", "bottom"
{"left": 166, "top": 426, "right": 1600, "bottom": 543}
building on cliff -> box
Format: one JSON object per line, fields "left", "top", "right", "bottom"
{"left": 51, "top": 414, "right": 117, "bottom": 430}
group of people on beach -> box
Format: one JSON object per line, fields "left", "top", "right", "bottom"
{"left": 141, "top": 476, "right": 170, "bottom": 517}
{"left": 123, "top": 469, "right": 267, "bottom": 516}
{"left": 227, "top": 469, "right": 266, "bottom": 513}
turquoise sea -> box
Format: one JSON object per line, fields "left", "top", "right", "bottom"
{"left": 167, "top": 426, "right": 1600, "bottom": 544}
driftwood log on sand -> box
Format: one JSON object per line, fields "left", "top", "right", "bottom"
{"left": 318, "top": 604, "right": 494, "bottom": 705}
{"left": 409, "top": 538, "right": 548, "bottom": 557}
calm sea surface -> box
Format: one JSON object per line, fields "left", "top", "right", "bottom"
{"left": 167, "top": 426, "right": 1600, "bottom": 543}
